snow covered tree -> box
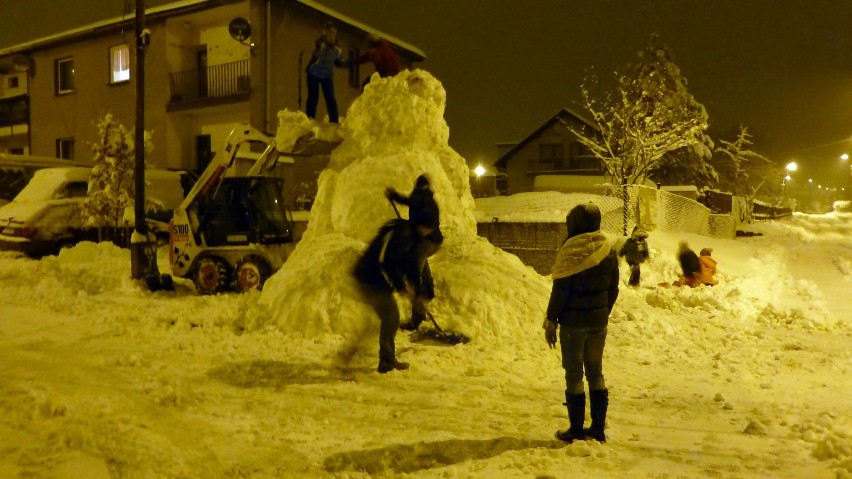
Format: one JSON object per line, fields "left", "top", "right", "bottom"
{"left": 712, "top": 125, "right": 772, "bottom": 201}
{"left": 80, "top": 114, "right": 156, "bottom": 236}
{"left": 649, "top": 146, "right": 719, "bottom": 189}
{"left": 568, "top": 35, "right": 710, "bottom": 186}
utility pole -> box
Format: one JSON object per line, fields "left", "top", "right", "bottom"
{"left": 130, "top": 0, "right": 152, "bottom": 280}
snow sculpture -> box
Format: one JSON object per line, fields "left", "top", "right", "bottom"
{"left": 261, "top": 70, "right": 550, "bottom": 349}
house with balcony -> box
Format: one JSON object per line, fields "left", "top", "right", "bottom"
{"left": 493, "top": 108, "right": 608, "bottom": 196}
{"left": 0, "top": 0, "right": 425, "bottom": 206}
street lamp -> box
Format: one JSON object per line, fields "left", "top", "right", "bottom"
{"left": 473, "top": 165, "right": 485, "bottom": 198}
{"left": 781, "top": 162, "right": 798, "bottom": 207}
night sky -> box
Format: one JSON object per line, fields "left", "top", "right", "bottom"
{"left": 3, "top": 0, "right": 852, "bottom": 186}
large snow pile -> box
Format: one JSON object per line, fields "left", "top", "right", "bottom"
{"left": 261, "top": 70, "right": 551, "bottom": 355}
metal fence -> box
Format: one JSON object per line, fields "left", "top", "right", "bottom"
{"left": 168, "top": 60, "right": 250, "bottom": 103}
{"left": 0, "top": 95, "right": 28, "bottom": 128}
{"left": 476, "top": 185, "right": 736, "bottom": 274}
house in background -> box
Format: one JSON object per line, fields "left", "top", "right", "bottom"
{"left": 0, "top": 0, "right": 425, "bottom": 206}
{"left": 493, "top": 108, "right": 607, "bottom": 196}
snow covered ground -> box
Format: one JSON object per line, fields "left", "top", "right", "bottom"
{"left": 1, "top": 71, "right": 850, "bottom": 478}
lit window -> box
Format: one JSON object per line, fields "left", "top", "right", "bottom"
{"left": 110, "top": 44, "right": 130, "bottom": 84}
{"left": 56, "top": 58, "right": 75, "bottom": 94}
{"left": 56, "top": 138, "right": 75, "bottom": 159}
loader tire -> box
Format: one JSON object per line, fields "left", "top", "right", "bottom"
{"left": 193, "top": 257, "right": 231, "bottom": 295}
{"left": 234, "top": 256, "right": 271, "bottom": 292}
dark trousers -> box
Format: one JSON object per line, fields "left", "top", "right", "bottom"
{"left": 628, "top": 263, "right": 641, "bottom": 286}
{"left": 306, "top": 74, "right": 338, "bottom": 123}
{"left": 560, "top": 326, "right": 607, "bottom": 395}
{"left": 416, "top": 230, "right": 442, "bottom": 300}
{"left": 359, "top": 284, "right": 400, "bottom": 368}
{"left": 409, "top": 234, "right": 441, "bottom": 324}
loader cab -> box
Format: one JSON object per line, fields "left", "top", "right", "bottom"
{"left": 191, "top": 176, "right": 293, "bottom": 247}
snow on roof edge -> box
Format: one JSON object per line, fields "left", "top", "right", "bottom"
{"left": 0, "top": 0, "right": 209, "bottom": 56}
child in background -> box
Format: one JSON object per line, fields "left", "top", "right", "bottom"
{"left": 697, "top": 248, "right": 718, "bottom": 286}
{"left": 618, "top": 226, "right": 650, "bottom": 286}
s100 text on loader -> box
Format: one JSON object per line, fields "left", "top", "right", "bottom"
{"left": 169, "top": 124, "right": 298, "bottom": 294}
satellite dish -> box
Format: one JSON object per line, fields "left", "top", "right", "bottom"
{"left": 228, "top": 17, "right": 251, "bottom": 43}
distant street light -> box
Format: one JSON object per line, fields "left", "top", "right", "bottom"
{"left": 473, "top": 164, "right": 485, "bottom": 198}
{"left": 781, "top": 162, "right": 798, "bottom": 208}
{"left": 841, "top": 153, "right": 849, "bottom": 161}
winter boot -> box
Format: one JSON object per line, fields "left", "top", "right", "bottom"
{"left": 555, "top": 392, "right": 586, "bottom": 443}
{"left": 587, "top": 389, "right": 609, "bottom": 442}
{"left": 377, "top": 361, "right": 410, "bottom": 373}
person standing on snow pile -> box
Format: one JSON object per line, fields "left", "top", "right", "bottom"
{"left": 672, "top": 241, "right": 701, "bottom": 287}
{"left": 305, "top": 22, "right": 351, "bottom": 124}
{"left": 697, "top": 248, "right": 718, "bottom": 286}
{"left": 544, "top": 203, "right": 620, "bottom": 443}
{"left": 356, "top": 33, "right": 401, "bottom": 88}
{"left": 353, "top": 217, "right": 429, "bottom": 373}
{"left": 618, "top": 226, "right": 650, "bottom": 286}
{"left": 385, "top": 174, "right": 443, "bottom": 331}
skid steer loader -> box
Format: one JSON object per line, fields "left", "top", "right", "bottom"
{"left": 168, "top": 123, "right": 308, "bottom": 294}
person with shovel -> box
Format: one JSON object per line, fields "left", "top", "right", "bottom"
{"left": 544, "top": 203, "right": 620, "bottom": 443}
{"left": 354, "top": 217, "right": 429, "bottom": 373}
{"left": 385, "top": 174, "right": 443, "bottom": 331}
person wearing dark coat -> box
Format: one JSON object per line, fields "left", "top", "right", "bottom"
{"left": 385, "top": 174, "right": 443, "bottom": 331}
{"left": 544, "top": 203, "right": 620, "bottom": 443}
{"left": 618, "top": 226, "right": 650, "bottom": 286}
{"left": 353, "top": 218, "right": 428, "bottom": 373}
{"left": 673, "top": 241, "right": 701, "bottom": 287}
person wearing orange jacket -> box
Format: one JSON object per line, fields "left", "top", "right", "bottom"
{"left": 697, "top": 248, "right": 718, "bottom": 286}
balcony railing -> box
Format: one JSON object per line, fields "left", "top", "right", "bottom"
{"left": 169, "top": 59, "right": 250, "bottom": 104}
{"left": 0, "top": 95, "right": 29, "bottom": 129}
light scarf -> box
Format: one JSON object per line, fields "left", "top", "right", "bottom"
{"left": 551, "top": 232, "right": 611, "bottom": 280}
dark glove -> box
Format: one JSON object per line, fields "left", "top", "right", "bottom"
{"left": 543, "top": 319, "right": 558, "bottom": 349}
{"left": 384, "top": 187, "right": 396, "bottom": 200}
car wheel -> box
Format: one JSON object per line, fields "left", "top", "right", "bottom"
{"left": 233, "top": 256, "right": 271, "bottom": 293}
{"left": 193, "top": 257, "right": 231, "bottom": 295}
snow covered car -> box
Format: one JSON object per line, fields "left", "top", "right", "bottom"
{"left": 0, "top": 167, "right": 189, "bottom": 257}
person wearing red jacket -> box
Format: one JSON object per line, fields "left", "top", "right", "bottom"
{"left": 357, "top": 34, "right": 401, "bottom": 88}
